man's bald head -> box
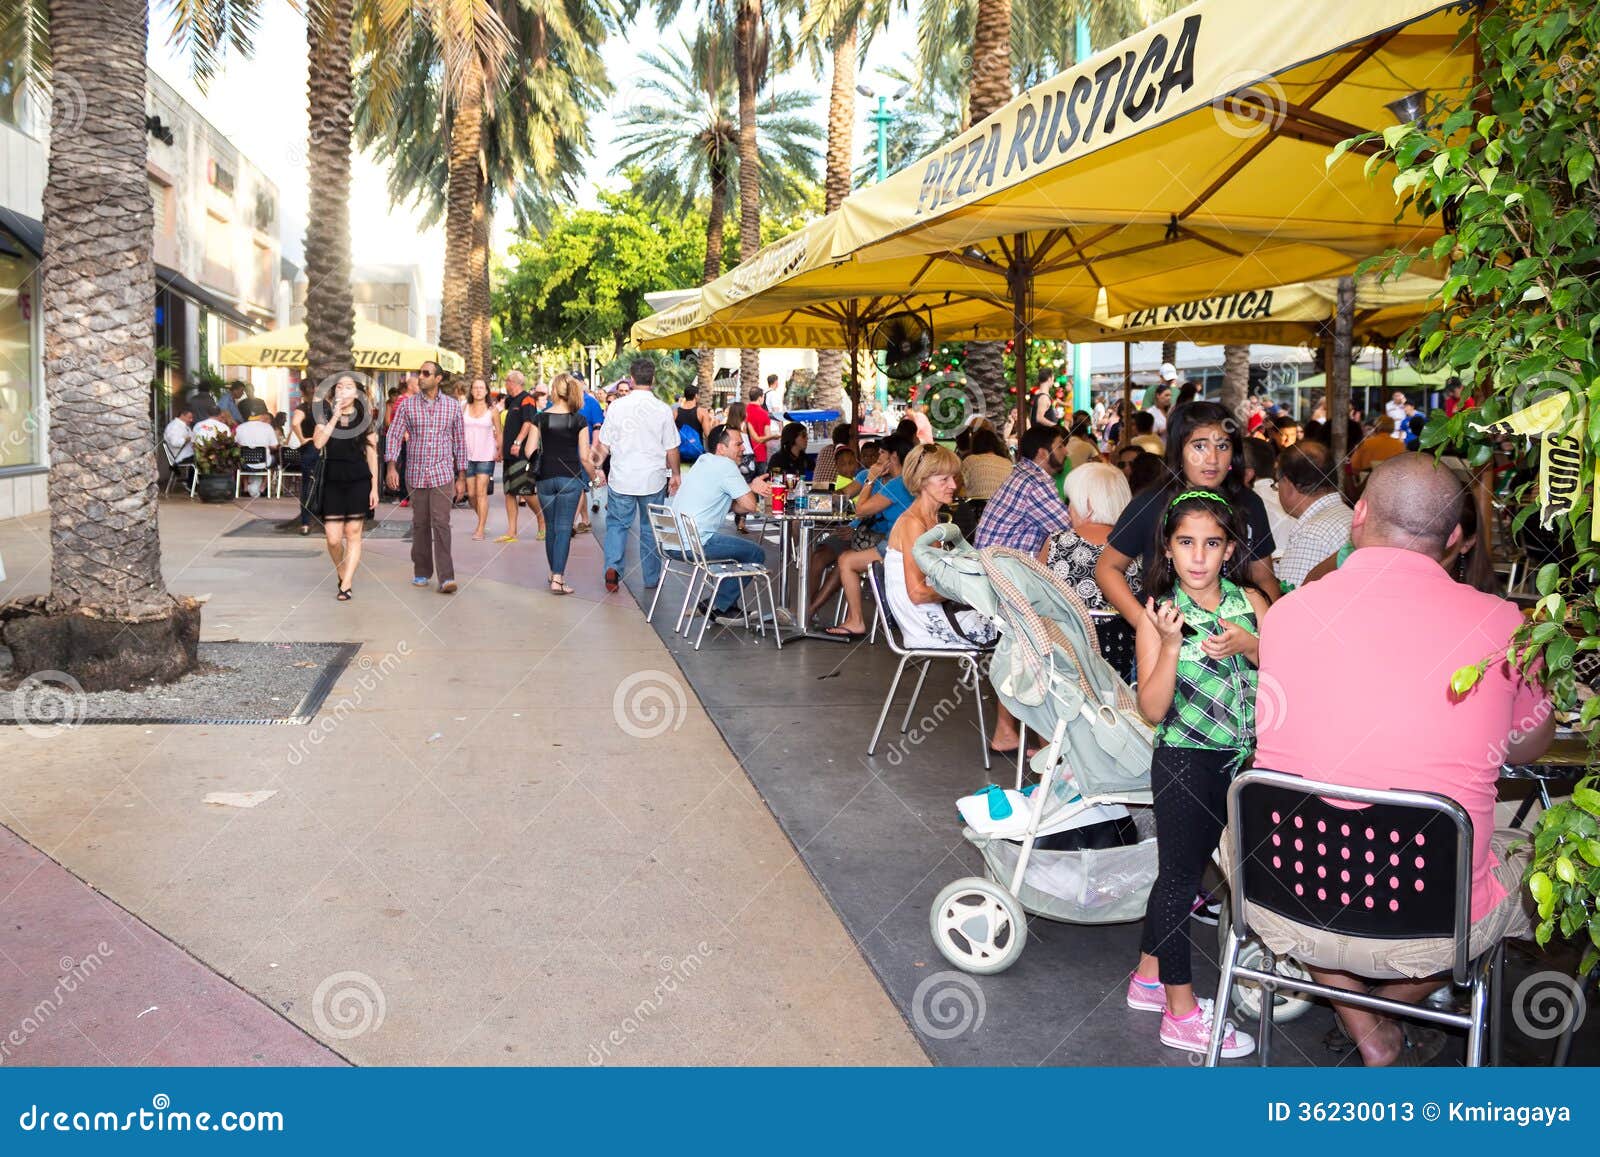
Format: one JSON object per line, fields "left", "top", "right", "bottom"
{"left": 1354, "top": 453, "right": 1466, "bottom": 556}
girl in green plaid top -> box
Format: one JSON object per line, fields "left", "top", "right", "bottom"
{"left": 1126, "top": 489, "right": 1270, "bottom": 1059}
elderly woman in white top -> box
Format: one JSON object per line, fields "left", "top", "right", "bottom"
{"left": 1038, "top": 461, "right": 1142, "bottom": 682}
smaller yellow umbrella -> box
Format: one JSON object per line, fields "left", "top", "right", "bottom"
{"left": 220, "top": 318, "right": 465, "bottom": 374}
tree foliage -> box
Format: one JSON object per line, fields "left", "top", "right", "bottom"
{"left": 1353, "top": 0, "right": 1600, "bottom": 969}
{"left": 494, "top": 183, "right": 712, "bottom": 355}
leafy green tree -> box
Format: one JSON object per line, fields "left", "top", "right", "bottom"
{"left": 1353, "top": 0, "right": 1599, "bottom": 971}
{"left": 495, "top": 184, "right": 711, "bottom": 357}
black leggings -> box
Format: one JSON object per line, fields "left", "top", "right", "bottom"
{"left": 1139, "top": 744, "right": 1234, "bottom": 987}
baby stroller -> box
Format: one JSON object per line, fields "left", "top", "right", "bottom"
{"left": 911, "top": 527, "right": 1314, "bottom": 1021}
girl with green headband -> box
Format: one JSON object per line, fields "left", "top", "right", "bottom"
{"left": 1124, "top": 487, "right": 1270, "bottom": 1061}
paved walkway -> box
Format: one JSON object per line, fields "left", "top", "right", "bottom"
{"left": 0, "top": 495, "right": 924, "bottom": 1066}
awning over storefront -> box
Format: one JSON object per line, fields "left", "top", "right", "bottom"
{"left": 219, "top": 319, "right": 466, "bottom": 374}
{"left": 0, "top": 210, "right": 43, "bottom": 260}
{"left": 155, "top": 266, "right": 260, "bottom": 331}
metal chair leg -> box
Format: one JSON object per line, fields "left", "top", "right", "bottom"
{"left": 765, "top": 575, "right": 783, "bottom": 650}
{"left": 681, "top": 569, "right": 709, "bottom": 636}
{"left": 1552, "top": 958, "right": 1597, "bottom": 1067}
{"left": 1256, "top": 947, "right": 1277, "bottom": 1065}
{"left": 868, "top": 655, "right": 911, "bottom": 755}
{"left": 1467, "top": 948, "right": 1492, "bottom": 1067}
{"left": 675, "top": 567, "right": 703, "bottom": 634}
{"left": 1015, "top": 723, "right": 1027, "bottom": 790}
{"left": 1207, "top": 930, "right": 1243, "bottom": 1067}
{"left": 647, "top": 570, "right": 668, "bottom": 623}
{"left": 901, "top": 659, "right": 932, "bottom": 734}
{"left": 1489, "top": 942, "right": 1506, "bottom": 1068}
{"left": 970, "top": 657, "right": 990, "bottom": 770}
{"left": 694, "top": 576, "right": 726, "bottom": 650}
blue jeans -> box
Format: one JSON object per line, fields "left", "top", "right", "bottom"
{"left": 536, "top": 475, "right": 586, "bottom": 576}
{"left": 604, "top": 486, "right": 668, "bottom": 588}
{"left": 668, "top": 533, "right": 765, "bottom": 611}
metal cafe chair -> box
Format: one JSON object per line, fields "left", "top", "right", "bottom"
{"left": 865, "top": 562, "right": 993, "bottom": 771}
{"left": 1210, "top": 769, "right": 1503, "bottom": 1067}
{"left": 234, "top": 445, "right": 278, "bottom": 498}
{"left": 645, "top": 503, "right": 707, "bottom": 631}
{"left": 675, "top": 511, "right": 782, "bottom": 651}
{"left": 163, "top": 443, "right": 198, "bottom": 497}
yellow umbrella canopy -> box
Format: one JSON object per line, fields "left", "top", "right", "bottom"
{"left": 1101, "top": 272, "right": 1444, "bottom": 346}
{"left": 634, "top": 0, "right": 1475, "bottom": 361}
{"left": 220, "top": 319, "right": 466, "bottom": 374}
{"left": 829, "top": 0, "right": 1475, "bottom": 318}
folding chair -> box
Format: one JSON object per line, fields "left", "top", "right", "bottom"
{"left": 645, "top": 503, "right": 707, "bottom": 630}
{"left": 1210, "top": 769, "right": 1503, "bottom": 1067}
{"left": 163, "top": 443, "right": 198, "bottom": 497}
{"left": 676, "top": 511, "right": 782, "bottom": 651}
{"left": 865, "top": 562, "right": 993, "bottom": 771}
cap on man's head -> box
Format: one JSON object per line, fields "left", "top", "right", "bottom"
{"left": 1158, "top": 363, "right": 1178, "bottom": 382}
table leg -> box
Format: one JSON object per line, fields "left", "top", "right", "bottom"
{"left": 778, "top": 517, "right": 791, "bottom": 607}
{"left": 795, "top": 521, "right": 812, "bottom": 634}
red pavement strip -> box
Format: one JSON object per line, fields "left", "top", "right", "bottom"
{"left": 0, "top": 827, "right": 343, "bottom": 1067}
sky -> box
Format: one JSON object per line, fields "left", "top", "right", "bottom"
{"left": 145, "top": 8, "right": 919, "bottom": 312}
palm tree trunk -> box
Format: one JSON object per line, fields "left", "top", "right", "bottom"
{"left": 699, "top": 161, "right": 730, "bottom": 393}
{"left": 734, "top": 0, "right": 763, "bottom": 394}
{"left": 441, "top": 50, "right": 486, "bottom": 380}
{"left": 963, "top": 0, "right": 1012, "bottom": 425}
{"left": 1220, "top": 344, "right": 1249, "bottom": 426}
{"left": 813, "top": 24, "right": 857, "bottom": 415}
{"left": 305, "top": 0, "right": 356, "bottom": 386}
{"left": 3, "top": 0, "right": 199, "bottom": 688}
{"left": 470, "top": 181, "right": 492, "bottom": 381}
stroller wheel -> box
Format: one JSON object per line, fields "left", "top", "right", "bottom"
{"left": 930, "top": 877, "right": 1028, "bottom": 975}
{"left": 1216, "top": 909, "right": 1315, "bottom": 1024}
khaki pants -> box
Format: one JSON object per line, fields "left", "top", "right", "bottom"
{"left": 409, "top": 484, "right": 455, "bottom": 583}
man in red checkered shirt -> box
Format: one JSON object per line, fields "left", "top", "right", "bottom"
{"left": 385, "top": 361, "right": 468, "bottom": 593}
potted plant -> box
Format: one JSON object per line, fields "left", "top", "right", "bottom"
{"left": 193, "top": 427, "right": 241, "bottom": 503}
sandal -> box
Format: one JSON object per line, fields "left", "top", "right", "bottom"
{"left": 549, "top": 577, "right": 574, "bottom": 596}
{"left": 822, "top": 626, "right": 867, "bottom": 641}
{"left": 336, "top": 587, "right": 352, "bottom": 601}
{"left": 494, "top": 534, "right": 517, "bottom": 544}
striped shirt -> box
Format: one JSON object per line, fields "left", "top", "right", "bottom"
{"left": 384, "top": 391, "right": 468, "bottom": 489}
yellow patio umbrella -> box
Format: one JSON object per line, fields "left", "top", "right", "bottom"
{"left": 636, "top": 0, "right": 1475, "bottom": 425}
{"left": 220, "top": 318, "right": 466, "bottom": 374}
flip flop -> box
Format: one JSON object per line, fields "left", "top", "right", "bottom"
{"left": 494, "top": 534, "right": 517, "bottom": 543}
{"left": 822, "top": 627, "right": 867, "bottom": 641}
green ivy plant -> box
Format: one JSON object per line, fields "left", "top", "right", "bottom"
{"left": 1338, "top": 0, "right": 1599, "bottom": 968}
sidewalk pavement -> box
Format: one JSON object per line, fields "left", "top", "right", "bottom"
{"left": 0, "top": 495, "right": 924, "bottom": 1066}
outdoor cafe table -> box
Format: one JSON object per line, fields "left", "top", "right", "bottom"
{"left": 757, "top": 504, "right": 855, "bottom": 643}
{"left": 1501, "top": 733, "right": 1592, "bottom": 829}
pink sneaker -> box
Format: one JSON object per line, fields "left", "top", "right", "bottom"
{"left": 1126, "top": 974, "right": 1165, "bottom": 1012}
{"left": 1159, "top": 998, "right": 1255, "bottom": 1058}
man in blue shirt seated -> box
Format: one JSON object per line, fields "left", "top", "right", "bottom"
{"left": 804, "top": 434, "right": 915, "bottom": 641}
{"left": 668, "top": 424, "right": 773, "bottom": 620}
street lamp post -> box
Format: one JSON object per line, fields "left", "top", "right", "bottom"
{"left": 857, "top": 83, "right": 910, "bottom": 417}
{"left": 1071, "top": 17, "right": 1093, "bottom": 415}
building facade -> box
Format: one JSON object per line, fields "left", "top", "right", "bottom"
{"left": 0, "top": 68, "right": 282, "bottom": 521}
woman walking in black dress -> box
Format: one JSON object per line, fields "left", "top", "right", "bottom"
{"left": 311, "top": 374, "right": 379, "bottom": 600}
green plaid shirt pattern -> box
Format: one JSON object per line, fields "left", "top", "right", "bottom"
{"left": 1157, "top": 579, "right": 1258, "bottom": 755}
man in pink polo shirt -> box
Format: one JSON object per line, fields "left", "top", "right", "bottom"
{"left": 1253, "top": 454, "right": 1553, "bottom": 1066}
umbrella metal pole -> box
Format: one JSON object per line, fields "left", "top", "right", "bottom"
{"left": 1119, "top": 343, "right": 1133, "bottom": 450}
{"left": 1010, "top": 234, "right": 1032, "bottom": 441}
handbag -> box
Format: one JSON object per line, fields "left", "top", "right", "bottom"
{"left": 527, "top": 412, "right": 546, "bottom": 481}
{"left": 304, "top": 449, "right": 328, "bottom": 515}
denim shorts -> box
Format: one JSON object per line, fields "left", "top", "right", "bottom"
{"left": 466, "top": 460, "right": 495, "bottom": 477}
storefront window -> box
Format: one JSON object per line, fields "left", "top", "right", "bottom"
{"left": 0, "top": 254, "right": 41, "bottom": 469}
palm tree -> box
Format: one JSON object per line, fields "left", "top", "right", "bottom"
{"left": 1221, "top": 344, "right": 1249, "bottom": 425}
{"left": 306, "top": 0, "right": 357, "bottom": 387}
{"left": 796, "top": 0, "right": 896, "bottom": 411}
{"left": 355, "top": 0, "right": 612, "bottom": 379}
{"left": 614, "top": 29, "right": 820, "bottom": 389}
{"left": 6, "top": 0, "right": 260, "bottom": 689}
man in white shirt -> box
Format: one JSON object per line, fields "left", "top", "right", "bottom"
{"left": 1274, "top": 442, "right": 1354, "bottom": 589}
{"left": 233, "top": 400, "right": 280, "bottom": 497}
{"left": 1148, "top": 364, "right": 1177, "bottom": 435}
{"left": 595, "top": 359, "right": 680, "bottom": 593}
{"left": 668, "top": 424, "right": 772, "bottom": 618}
{"left": 192, "top": 403, "right": 230, "bottom": 445}
{"left": 1385, "top": 391, "right": 1409, "bottom": 432}
{"left": 1242, "top": 439, "right": 1294, "bottom": 562}
{"left": 163, "top": 404, "right": 195, "bottom": 464}
{"left": 763, "top": 373, "right": 785, "bottom": 421}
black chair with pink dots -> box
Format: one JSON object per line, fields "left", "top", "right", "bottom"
{"left": 1208, "top": 769, "right": 1502, "bottom": 1067}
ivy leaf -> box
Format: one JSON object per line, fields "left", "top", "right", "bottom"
{"left": 1536, "top": 916, "right": 1555, "bottom": 947}
{"left": 1580, "top": 839, "right": 1600, "bottom": 868}
{"left": 1574, "top": 786, "right": 1600, "bottom": 816}
{"left": 1556, "top": 854, "right": 1578, "bottom": 884}
{"left": 1450, "top": 665, "right": 1481, "bottom": 697}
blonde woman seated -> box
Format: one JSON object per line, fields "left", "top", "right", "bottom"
{"left": 1038, "top": 460, "right": 1141, "bottom": 684}
{"left": 885, "top": 445, "right": 998, "bottom": 650}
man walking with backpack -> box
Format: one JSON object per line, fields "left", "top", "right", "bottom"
{"left": 675, "top": 385, "right": 712, "bottom": 463}
{"left": 594, "top": 360, "right": 680, "bottom": 593}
